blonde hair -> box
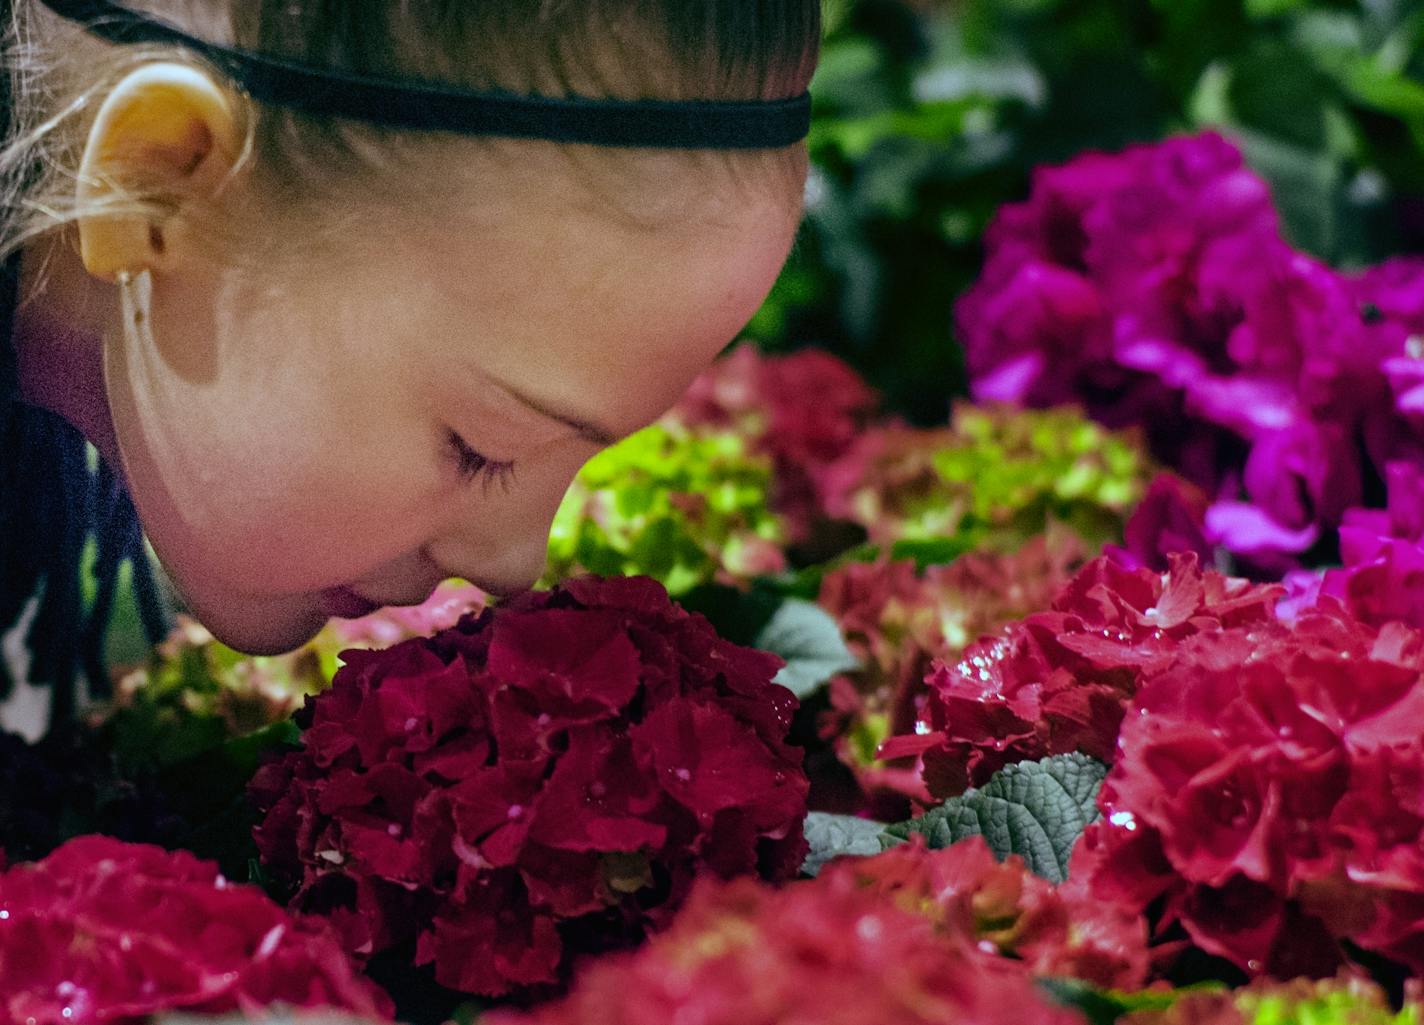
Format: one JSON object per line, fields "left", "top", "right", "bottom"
{"left": 0, "top": 0, "right": 822, "bottom": 261}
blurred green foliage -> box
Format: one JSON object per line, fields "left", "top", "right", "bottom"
{"left": 748, "top": 0, "right": 1424, "bottom": 423}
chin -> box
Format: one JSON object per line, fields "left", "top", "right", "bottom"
{"left": 181, "top": 588, "right": 330, "bottom": 657}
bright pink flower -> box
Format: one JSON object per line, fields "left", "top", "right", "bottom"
{"left": 817, "top": 533, "right": 1088, "bottom": 807}
{"left": 887, "top": 555, "right": 1282, "bottom": 798}
{"left": 824, "top": 836, "right": 1151, "bottom": 991}
{"left": 1115, "top": 474, "right": 1213, "bottom": 572}
{"left": 0, "top": 836, "right": 392, "bottom": 1024}
{"left": 1077, "top": 606, "right": 1424, "bottom": 978}
{"left": 251, "top": 576, "right": 809, "bottom": 998}
{"left": 1322, "top": 462, "right": 1424, "bottom": 630}
{"left": 961, "top": 132, "right": 1424, "bottom": 574}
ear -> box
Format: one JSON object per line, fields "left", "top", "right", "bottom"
{"left": 76, "top": 63, "right": 245, "bottom": 281}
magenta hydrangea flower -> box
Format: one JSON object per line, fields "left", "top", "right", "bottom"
{"left": 959, "top": 132, "right": 1424, "bottom": 573}
{"left": 250, "top": 576, "right": 809, "bottom": 998}
{"left": 1320, "top": 462, "right": 1424, "bottom": 629}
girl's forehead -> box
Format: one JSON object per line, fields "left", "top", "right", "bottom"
{"left": 396, "top": 186, "right": 800, "bottom": 430}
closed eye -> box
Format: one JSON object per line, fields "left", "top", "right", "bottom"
{"left": 446, "top": 429, "right": 517, "bottom": 495}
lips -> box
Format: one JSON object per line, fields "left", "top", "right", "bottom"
{"left": 319, "top": 586, "right": 384, "bottom": 619}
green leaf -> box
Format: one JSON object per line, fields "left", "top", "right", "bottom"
{"left": 882, "top": 754, "right": 1108, "bottom": 884}
{"left": 754, "top": 599, "right": 860, "bottom": 699}
{"left": 677, "top": 583, "right": 783, "bottom": 648}
{"left": 1038, "top": 978, "right": 1212, "bottom": 1025}
{"left": 801, "top": 812, "right": 889, "bottom": 876}
{"left": 1244, "top": 0, "right": 1306, "bottom": 21}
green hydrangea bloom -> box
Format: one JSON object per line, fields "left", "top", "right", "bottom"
{"left": 837, "top": 404, "right": 1152, "bottom": 553}
{"left": 104, "top": 617, "right": 328, "bottom": 770}
{"left": 1238, "top": 979, "right": 1419, "bottom": 1025}
{"left": 1108, "top": 976, "right": 1419, "bottom": 1025}
{"left": 545, "top": 422, "right": 787, "bottom": 595}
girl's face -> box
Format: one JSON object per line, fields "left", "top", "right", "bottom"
{"left": 102, "top": 160, "right": 804, "bottom": 654}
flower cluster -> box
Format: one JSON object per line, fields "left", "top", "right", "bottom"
{"left": 544, "top": 423, "right": 787, "bottom": 595}
{"left": 250, "top": 576, "right": 809, "bottom": 998}
{"left": 486, "top": 845, "right": 1089, "bottom": 1025}
{"left": 1077, "top": 605, "right": 1424, "bottom": 978}
{"left": 823, "top": 404, "right": 1152, "bottom": 552}
{"left": 885, "top": 555, "right": 1282, "bottom": 798}
{"left": 1126, "top": 975, "right": 1420, "bottom": 1025}
{"left": 0, "top": 836, "right": 391, "bottom": 1023}
{"left": 1320, "top": 462, "right": 1424, "bottom": 630}
{"left": 825, "top": 836, "right": 1151, "bottom": 990}
{"left": 674, "top": 343, "right": 879, "bottom": 541}
{"left": 959, "top": 131, "right": 1424, "bottom": 571}
{"left": 817, "top": 530, "right": 1088, "bottom": 801}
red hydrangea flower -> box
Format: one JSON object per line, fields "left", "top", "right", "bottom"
{"left": 885, "top": 555, "right": 1282, "bottom": 798}
{"left": 817, "top": 531, "right": 1088, "bottom": 804}
{"left": 0, "top": 836, "right": 392, "bottom": 1024}
{"left": 250, "top": 576, "right": 809, "bottom": 998}
{"left": 823, "top": 836, "right": 1151, "bottom": 991}
{"left": 674, "top": 343, "right": 879, "bottom": 540}
{"left": 485, "top": 845, "right": 1090, "bottom": 1025}
{"left": 1075, "top": 606, "right": 1424, "bottom": 978}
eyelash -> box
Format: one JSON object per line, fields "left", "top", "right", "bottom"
{"left": 446, "top": 430, "right": 517, "bottom": 494}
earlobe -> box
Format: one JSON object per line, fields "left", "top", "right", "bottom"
{"left": 75, "top": 62, "right": 246, "bottom": 281}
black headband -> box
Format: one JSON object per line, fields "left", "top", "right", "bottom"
{"left": 35, "top": 0, "right": 813, "bottom": 149}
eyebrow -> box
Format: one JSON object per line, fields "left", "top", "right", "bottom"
{"left": 493, "top": 378, "right": 623, "bottom": 447}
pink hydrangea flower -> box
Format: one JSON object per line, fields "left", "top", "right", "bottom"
{"left": 485, "top": 842, "right": 1093, "bottom": 1025}
{"left": 1077, "top": 606, "right": 1424, "bottom": 978}
{"left": 885, "top": 555, "right": 1281, "bottom": 798}
{"left": 0, "top": 836, "right": 392, "bottom": 1023}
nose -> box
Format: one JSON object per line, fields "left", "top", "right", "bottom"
{"left": 422, "top": 534, "right": 549, "bottom": 600}
{"left": 417, "top": 450, "right": 589, "bottom": 600}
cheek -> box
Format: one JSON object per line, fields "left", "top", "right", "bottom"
{"left": 106, "top": 296, "right": 449, "bottom": 596}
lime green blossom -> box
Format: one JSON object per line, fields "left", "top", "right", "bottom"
{"left": 834, "top": 404, "right": 1153, "bottom": 552}
{"left": 1121, "top": 976, "right": 1419, "bottom": 1025}
{"left": 1239, "top": 978, "right": 1419, "bottom": 1025}
{"left": 545, "top": 422, "right": 787, "bottom": 594}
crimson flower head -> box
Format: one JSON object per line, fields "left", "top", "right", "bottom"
{"left": 816, "top": 532, "right": 1087, "bottom": 804}
{"left": 886, "top": 554, "right": 1281, "bottom": 798}
{"left": 0, "top": 836, "right": 392, "bottom": 1024}
{"left": 250, "top": 575, "right": 809, "bottom": 998}
{"left": 674, "top": 343, "right": 879, "bottom": 540}
{"left": 824, "top": 835, "right": 1151, "bottom": 991}
{"left": 1077, "top": 605, "right": 1424, "bottom": 979}
{"left": 485, "top": 844, "right": 1091, "bottom": 1025}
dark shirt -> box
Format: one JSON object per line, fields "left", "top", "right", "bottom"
{"left": 0, "top": 23, "right": 170, "bottom": 728}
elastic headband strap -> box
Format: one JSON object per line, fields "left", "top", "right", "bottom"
{"left": 35, "top": 0, "right": 813, "bottom": 149}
